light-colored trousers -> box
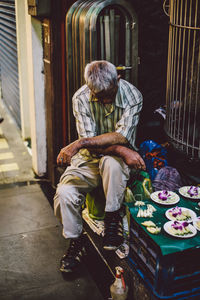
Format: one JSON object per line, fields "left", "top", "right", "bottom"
{"left": 54, "top": 155, "right": 130, "bottom": 239}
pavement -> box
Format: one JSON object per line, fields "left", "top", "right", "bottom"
{"left": 0, "top": 102, "right": 104, "bottom": 300}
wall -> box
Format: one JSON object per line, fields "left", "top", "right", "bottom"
{"left": 14, "top": 0, "right": 47, "bottom": 176}
{"left": 30, "top": 17, "right": 47, "bottom": 176}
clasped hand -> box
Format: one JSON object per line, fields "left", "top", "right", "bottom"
{"left": 57, "top": 140, "right": 79, "bottom": 166}
{"left": 122, "top": 149, "right": 146, "bottom": 170}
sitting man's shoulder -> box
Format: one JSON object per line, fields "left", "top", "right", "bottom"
{"left": 119, "top": 79, "right": 143, "bottom": 104}
{"left": 73, "top": 84, "right": 90, "bottom": 101}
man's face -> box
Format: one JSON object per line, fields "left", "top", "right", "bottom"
{"left": 91, "top": 86, "right": 118, "bottom": 104}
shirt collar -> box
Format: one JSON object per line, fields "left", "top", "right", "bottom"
{"left": 89, "top": 92, "right": 98, "bottom": 102}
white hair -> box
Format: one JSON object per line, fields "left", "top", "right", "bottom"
{"left": 84, "top": 60, "right": 118, "bottom": 93}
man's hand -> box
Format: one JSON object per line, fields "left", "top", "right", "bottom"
{"left": 121, "top": 148, "right": 146, "bottom": 170}
{"left": 57, "top": 140, "right": 80, "bottom": 166}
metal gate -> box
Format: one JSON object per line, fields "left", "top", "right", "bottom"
{"left": 65, "top": 0, "right": 138, "bottom": 143}
{"left": 165, "top": 0, "right": 200, "bottom": 159}
{"left": 0, "top": 0, "right": 20, "bottom": 128}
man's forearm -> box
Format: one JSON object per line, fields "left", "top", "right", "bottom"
{"left": 89, "top": 144, "right": 126, "bottom": 156}
{"left": 78, "top": 132, "right": 128, "bottom": 150}
{"left": 89, "top": 144, "right": 146, "bottom": 170}
{"left": 57, "top": 132, "right": 141, "bottom": 167}
{"left": 57, "top": 137, "right": 145, "bottom": 169}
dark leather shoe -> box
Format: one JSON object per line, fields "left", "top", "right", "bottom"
{"left": 103, "top": 210, "right": 123, "bottom": 251}
{"left": 60, "top": 236, "right": 86, "bottom": 273}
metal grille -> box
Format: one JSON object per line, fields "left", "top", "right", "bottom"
{"left": 165, "top": 0, "right": 200, "bottom": 159}
{"left": 0, "top": 0, "right": 20, "bottom": 128}
{"left": 65, "top": 0, "right": 138, "bottom": 143}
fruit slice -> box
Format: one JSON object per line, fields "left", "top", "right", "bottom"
{"left": 147, "top": 226, "right": 161, "bottom": 234}
{"left": 141, "top": 220, "right": 156, "bottom": 227}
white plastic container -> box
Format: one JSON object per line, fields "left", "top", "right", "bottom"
{"left": 110, "top": 266, "right": 129, "bottom": 300}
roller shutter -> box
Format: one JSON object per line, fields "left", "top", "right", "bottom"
{"left": 0, "top": 0, "right": 20, "bottom": 128}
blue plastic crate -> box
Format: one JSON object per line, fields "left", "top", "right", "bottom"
{"left": 128, "top": 217, "right": 200, "bottom": 299}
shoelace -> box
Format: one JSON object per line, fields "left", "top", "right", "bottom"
{"left": 66, "top": 239, "right": 82, "bottom": 258}
{"left": 105, "top": 220, "right": 123, "bottom": 240}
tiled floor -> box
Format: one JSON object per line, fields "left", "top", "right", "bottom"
{"left": 0, "top": 103, "right": 34, "bottom": 185}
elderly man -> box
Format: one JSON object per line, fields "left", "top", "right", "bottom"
{"left": 54, "top": 60, "right": 145, "bottom": 273}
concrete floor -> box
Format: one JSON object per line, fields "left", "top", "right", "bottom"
{"left": 0, "top": 102, "right": 104, "bottom": 300}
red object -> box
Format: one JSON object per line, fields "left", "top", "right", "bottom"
{"left": 61, "top": 1, "right": 67, "bottom": 145}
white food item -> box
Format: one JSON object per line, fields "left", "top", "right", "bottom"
{"left": 135, "top": 201, "right": 145, "bottom": 206}
{"left": 136, "top": 202, "right": 157, "bottom": 218}
{"left": 137, "top": 207, "right": 153, "bottom": 218}
{"left": 196, "top": 220, "right": 200, "bottom": 230}
{"left": 147, "top": 204, "right": 156, "bottom": 213}
{"left": 169, "top": 225, "right": 192, "bottom": 236}
{"left": 137, "top": 208, "right": 142, "bottom": 217}
{"left": 147, "top": 226, "right": 161, "bottom": 234}
{"left": 169, "top": 209, "right": 191, "bottom": 221}
{"left": 143, "top": 210, "right": 147, "bottom": 217}
{"left": 141, "top": 220, "right": 156, "bottom": 227}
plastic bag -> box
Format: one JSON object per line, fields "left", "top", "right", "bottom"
{"left": 125, "top": 170, "right": 153, "bottom": 202}
{"left": 139, "top": 140, "right": 168, "bottom": 180}
{"left": 124, "top": 170, "right": 153, "bottom": 232}
{"left": 152, "top": 166, "right": 183, "bottom": 191}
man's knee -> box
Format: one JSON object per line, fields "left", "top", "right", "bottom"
{"left": 56, "top": 184, "right": 71, "bottom": 199}
{"left": 100, "top": 155, "right": 123, "bottom": 174}
{"left": 56, "top": 183, "right": 84, "bottom": 207}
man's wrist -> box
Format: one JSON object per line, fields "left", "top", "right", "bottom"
{"left": 78, "top": 137, "right": 89, "bottom": 149}
{"left": 78, "top": 137, "right": 98, "bottom": 149}
{"left": 76, "top": 138, "right": 84, "bottom": 150}
{"left": 105, "top": 144, "right": 125, "bottom": 156}
{"left": 112, "top": 145, "right": 136, "bottom": 158}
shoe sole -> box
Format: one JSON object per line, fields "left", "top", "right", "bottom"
{"left": 60, "top": 267, "right": 74, "bottom": 273}
{"left": 103, "top": 245, "right": 119, "bottom": 251}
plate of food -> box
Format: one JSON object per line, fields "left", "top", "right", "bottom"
{"left": 165, "top": 206, "right": 197, "bottom": 222}
{"left": 193, "top": 217, "right": 200, "bottom": 231}
{"left": 150, "top": 190, "right": 180, "bottom": 205}
{"left": 163, "top": 220, "right": 197, "bottom": 238}
{"left": 179, "top": 186, "right": 200, "bottom": 199}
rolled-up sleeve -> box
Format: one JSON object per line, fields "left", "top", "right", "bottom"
{"left": 73, "top": 96, "right": 96, "bottom": 138}
{"left": 115, "top": 97, "right": 143, "bottom": 149}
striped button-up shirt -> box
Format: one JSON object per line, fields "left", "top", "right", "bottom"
{"left": 72, "top": 79, "right": 143, "bottom": 164}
